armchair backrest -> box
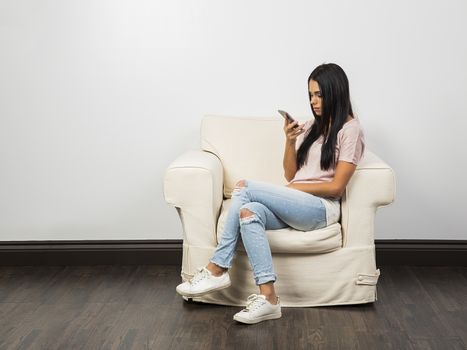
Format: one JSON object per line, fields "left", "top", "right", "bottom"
{"left": 201, "top": 115, "right": 288, "bottom": 198}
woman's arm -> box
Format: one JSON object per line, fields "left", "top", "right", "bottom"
{"left": 287, "top": 160, "right": 357, "bottom": 199}
{"left": 282, "top": 119, "right": 305, "bottom": 182}
{"left": 283, "top": 140, "right": 298, "bottom": 182}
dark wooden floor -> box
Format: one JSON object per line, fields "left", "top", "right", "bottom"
{"left": 0, "top": 265, "right": 466, "bottom": 350}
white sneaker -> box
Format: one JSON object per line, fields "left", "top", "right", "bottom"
{"left": 176, "top": 266, "right": 231, "bottom": 297}
{"left": 233, "top": 294, "right": 282, "bottom": 324}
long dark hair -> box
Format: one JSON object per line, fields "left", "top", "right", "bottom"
{"left": 297, "top": 63, "right": 354, "bottom": 171}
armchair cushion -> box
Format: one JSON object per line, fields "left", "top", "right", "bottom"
{"left": 216, "top": 198, "right": 343, "bottom": 254}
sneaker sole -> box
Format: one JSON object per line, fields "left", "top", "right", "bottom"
{"left": 233, "top": 311, "right": 282, "bottom": 324}
{"left": 176, "top": 280, "right": 231, "bottom": 298}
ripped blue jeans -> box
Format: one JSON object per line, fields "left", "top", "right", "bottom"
{"left": 209, "top": 179, "right": 327, "bottom": 286}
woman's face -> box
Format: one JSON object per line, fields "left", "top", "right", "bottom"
{"left": 309, "top": 80, "right": 322, "bottom": 116}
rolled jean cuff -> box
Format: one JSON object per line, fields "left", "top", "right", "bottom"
{"left": 256, "top": 273, "right": 277, "bottom": 286}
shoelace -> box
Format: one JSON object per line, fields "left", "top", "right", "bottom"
{"left": 189, "top": 267, "right": 209, "bottom": 286}
{"left": 244, "top": 294, "right": 266, "bottom": 312}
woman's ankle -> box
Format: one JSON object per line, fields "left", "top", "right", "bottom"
{"left": 259, "top": 281, "right": 277, "bottom": 304}
{"left": 206, "top": 262, "right": 227, "bottom": 276}
{"left": 264, "top": 295, "right": 279, "bottom": 305}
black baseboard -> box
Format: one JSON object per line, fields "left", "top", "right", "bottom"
{"left": 375, "top": 239, "right": 467, "bottom": 266}
{"left": 0, "top": 240, "right": 182, "bottom": 266}
{"left": 0, "top": 239, "right": 466, "bottom": 266}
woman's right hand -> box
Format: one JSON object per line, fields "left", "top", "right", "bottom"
{"left": 283, "top": 118, "right": 306, "bottom": 144}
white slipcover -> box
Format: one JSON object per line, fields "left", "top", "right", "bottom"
{"left": 164, "top": 115, "right": 395, "bottom": 307}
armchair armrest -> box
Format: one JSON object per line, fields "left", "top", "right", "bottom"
{"left": 163, "top": 150, "right": 224, "bottom": 247}
{"left": 341, "top": 151, "right": 396, "bottom": 247}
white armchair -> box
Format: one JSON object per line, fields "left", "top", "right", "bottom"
{"left": 164, "top": 115, "right": 395, "bottom": 307}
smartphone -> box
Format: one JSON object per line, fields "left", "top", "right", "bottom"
{"left": 278, "top": 110, "right": 299, "bottom": 128}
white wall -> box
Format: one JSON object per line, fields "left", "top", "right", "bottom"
{"left": 1, "top": 0, "right": 466, "bottom": 241}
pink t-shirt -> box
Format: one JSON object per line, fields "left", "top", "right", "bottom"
{"left": 290, "top": 117, "right": 365, "bottom": 187}
{"left": 288, "top": 117, "right": 366, "bottom": 225}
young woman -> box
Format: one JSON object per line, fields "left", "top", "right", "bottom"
{"left": 176, "top": 63, "right": 365, "bottom": 325}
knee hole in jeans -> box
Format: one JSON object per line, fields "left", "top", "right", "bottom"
{"left": 234, "top": 179, "right": 247, "bottom": 190}
{"left": 240, "top": 208, "right": 254, "bottom": 219}
{"left": 239, "top": 208, "right": 261, "bottom": 225}
{"left": 232, "top": 179, "right": 247, "bottom": 196}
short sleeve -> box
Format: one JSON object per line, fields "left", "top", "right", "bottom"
{"left": 338, "top": 125, "right": 365, "bottom": 165}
